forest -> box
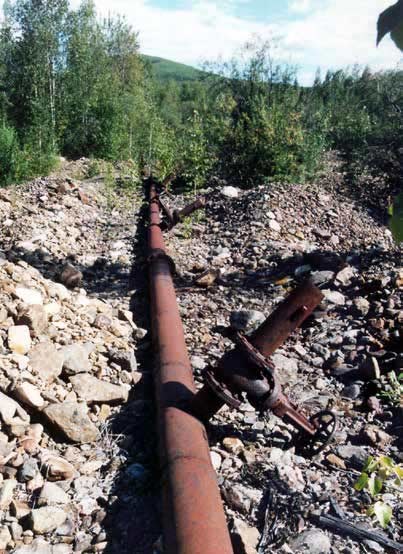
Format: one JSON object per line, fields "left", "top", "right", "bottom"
{"left": 0, "top": 0, "right": 402, "bottom": 198}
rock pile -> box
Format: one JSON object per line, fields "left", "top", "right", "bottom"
{"left": 0, "top": 164, "right": 159, "bottom": 553}
{"left": 166, "top": 168, "right": 402, "bottom": 553}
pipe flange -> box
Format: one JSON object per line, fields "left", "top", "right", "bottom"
{"left": 148, "top": 249, "right": 176, "bottom": 274}
{"left": 204, "top": 369, "right": 243, "bottom": 409}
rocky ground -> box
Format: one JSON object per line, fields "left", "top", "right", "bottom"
{"left": 0, "top": 160, "right": 160, "bottom": 553}
{"left": 0, "top": 157, "right": 401, "bottom": 554}
{"left": 164, "top": 162, "right": 402, "bottom": 553}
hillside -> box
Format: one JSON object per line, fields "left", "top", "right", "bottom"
{"left": 142, "top": 54, "right": 205, "bottom": 81}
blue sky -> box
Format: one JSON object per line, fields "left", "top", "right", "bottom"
{"left": 70, "top": 0, "right": 401, "bottom": 84}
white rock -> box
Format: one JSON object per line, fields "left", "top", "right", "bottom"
{"left": 14, "top": 383, "right": 45, "bottom": 410}
{"left": 323, "top": 289, "right": 346, "bottom": 306}
{"left": 8, "top": 325, "right": 32, "bottom": 354}
{"left": 0, "top": 525, "right": 11, "bottom": 550}
{"left": 269, "top": 219, "right": 281, "bottom": 232}
{"left": 0, "top": 391, "right": 30, "bottom": 427}
{"left": 44, "top": 302, "right": 61, "bottom": 316}
{"left": 15, "top": 286, "right": 43, "bottom": 305}
{"left": 221, "top": 186, "right": 239, "bottom": 198}
{"left": 0, "top": 479, "right": 17, "bottom": 509}
{"left": 289, "top": 529, "right": 331, "bottom": 554}
{"left": 29, "top": 506, "right": 67, "bottom": 533}
{"left": 210, "top": 451, "right": 222, "bottom": 471}
{"left": 38, "top": 482, "right": 69, "bottom": 506}
{"left": 12, "top": 538, "right": 53, "bottom": 554}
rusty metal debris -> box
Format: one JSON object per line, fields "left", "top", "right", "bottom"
{"left": 159, "top": 194, "right": 206, "bottom": 230}
{"left": 190, "top": 281, "right": 337, "bottom": 454}
{"left": 147, "top": 178, "right": 233, "bottom": 554}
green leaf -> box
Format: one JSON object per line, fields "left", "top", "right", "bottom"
{"left": 373, "top": 501, "right": 393, "bottom": 528}
{"left": 379, "top": 456, "right": 394, "bottom": 470}
{"left": 355, "top": 473, "right": 369, "bottom": 491}
{"left": 363, "top": 456, "right": 378, "bottom": 473}
{"left": 368, "top": 475, "right": 383, "bottom": 497}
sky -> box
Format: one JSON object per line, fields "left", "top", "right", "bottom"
{"left": 71, "top": 0, "right": 401, "bottom": 84}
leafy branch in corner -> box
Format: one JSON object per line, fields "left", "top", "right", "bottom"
{"left": 354, "top": 456, "right": 403, "bottom": 528}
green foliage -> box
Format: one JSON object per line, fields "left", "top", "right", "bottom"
{"left": 203, "top": 41, "right": 326, "bottom": 187}
{"left": 378, "top": 370, "right": 403, "bottom": 406}
{"left": 355, "top": 456, "right": 402, "bottom": 528}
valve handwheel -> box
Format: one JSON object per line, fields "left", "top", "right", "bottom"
{"left": 307, "top": 410, "right": 338, "bottom": 456}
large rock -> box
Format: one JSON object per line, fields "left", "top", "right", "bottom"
{"left": 44, "top": 402, "right": 98, "bottom": 443}
{"left": 40, "top": 454, "right": 76, "bottom": 481}
{"left": 108, "top": 349, "right": 137, "bottom": 372}
{"left": 289, "top": 529, "right": 331, "bottom": 554}
{"left": 15, "top": 286, "right": 43, "bottom": 305}
{"left": 221, "top": 186, "right": 239, "bottom": 198}
{"left": 0, "top": 391, "right": 30, "bottom": 428}
{"left": 0, "top": 479, "right": 17, "bottom": 509}
{"left": 14, "top": 383, "right": 45, "bottom": 410}
{"left": 70, "top": 374, "right": 128, "bottom": 404}
{"left": 61, "top": 344, "right": 91, "bottom": 375}
{"left": 38, "top": 482, "right": 69, "bottom": 506}
{"left": 29, "top": 343, "right": 64, "bottom": 382}
{"left": 0, "top": 526, "right": 11, "bottom": 550}
{"left": 29, "top": 506, "right": 67, "bottom": 534}
{"left": 58, "top": 263, "right": 83, "bottom": 289}
{"left": 17, "top": 305, "right": 48, "bottom": 336}
{"left": 8, "top": 325, "right": 31, "bottom": 354}
{"left": 231, "top": 518, "right": 260, "bottom": 554}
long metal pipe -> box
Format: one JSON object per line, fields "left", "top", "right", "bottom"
{"left": 147, "top": 179, "right": 233, "bottom": 554}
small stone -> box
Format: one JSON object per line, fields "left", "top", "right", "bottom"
{"left": 108, "top": 350, "right": 137, "bottom": 372}
{"left": 8, "top": 326, "right": 32, "bottom": 354}
{"left": 310, "top": 271, "right": 335, "bottom": 286}
{"left": 191, "top": 356, "right": 206, "bottom": 370}
{"left": 14, "top": 383, "right": 45, "bottom": 410}
{"left": 29, "top": 343, "right": 64, "bottom": 383}
{"left": 195, "top": 268, "right": 220, "bottom": 288}
{"left": 79, "top": 460, "right": 104, "bottom": 475}
{"left": 269, "top": 219, "right": 281, "bottom": 232}
{"left": 323, "top": 290, "right": 346, "bottom": 306}
{"left": 231, "top": 518, "right": 260, "bottom": 554}
{"left": 0, "top": 391, "right": 30, "bottom": 428}
{"left": 43, "top": 403, "right": 98, "bottom": 443}
{"left": 289, "top": 529, "right": 331, "bottom": 554}
{"left": 10, "top": 499, "right": 31, "bottom": 519}
{"left": 363, "top": 540, "right": 385, "bottom": 553}
{"left": 29, "top": 506, "right": 67, "bottom": 534}
{"left": 337, "top": 445, "right": 369, "bottom": 468}
{"left": 221, "top": 186, "right": 239, "bottom": 198}
{"left": 12, "top": 538, "right": 53, "bottom": 553}
{"left": 335, "top": 266, "right": 355, "bottom": 286}
{"left": 0, "top": 525, "right": 11, "bottom": 550}
{"left": 58, "top": 263, "right": 82, "bottom": 288}
{"left": 326, "top": 454, "right": 346, "bottom": 469}
{"left": 230, "top": 310, "right": 265, "bottom": 332}
{"left": 223, "top": 437, "right": 244, "bottom": 455}
{"left": 69, "top": 374, "right": 128, "bottom": 404}
{"left": 210, "top": 451, "right": 222, "bottom": 471}
{"left": 61, "top": 344, "right": 91, "bottom": 375}
{"left": 93, "top": 314, "right": 112, "bottom": 330}
{"left": 15, "top": 286, "right": 43, "bottom": 305}
{"left": 353, "top": 297, "right": 370, "bottom": 316}
{"left": 38, "top": 482, "right": 69, "bottom": 506}
{"left": 40, "top": 454, "right": 76, "bottom": 481}
{"left": 342, "top": 383, "right": 361, "bottom": 399}
{"left": 19, "top": 459, "right": 39, "bottom": 482}
{"left": 0, "top": 479, "right": 17, "bottom": 509}
{"left": 17, "top": 305, "right": 48, "bottom": 336}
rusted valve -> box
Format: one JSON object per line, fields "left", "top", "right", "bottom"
{"left": 190, "top": 280, "right": 337, "bottom": 455}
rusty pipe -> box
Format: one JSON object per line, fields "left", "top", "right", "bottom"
{"left": 190, "top": 281, "right": 324, "bottom": 432}
{"left": 148, "top": 179, "right": 233, "bottom": 554}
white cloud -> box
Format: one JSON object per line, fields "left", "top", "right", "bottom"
{"left": 37, "top": 0, "right": 403, "bottom": 83}
{"left": 289, "top": 0, "right": 312, "bottom": 15}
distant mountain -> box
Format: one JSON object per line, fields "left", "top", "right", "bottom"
{"left": 142, "top": 55, "right": 205, "bottom": 82}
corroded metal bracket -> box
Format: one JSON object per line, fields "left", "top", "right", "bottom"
{"left": 190, "top": 281, "right": 337, "bottom": 454}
